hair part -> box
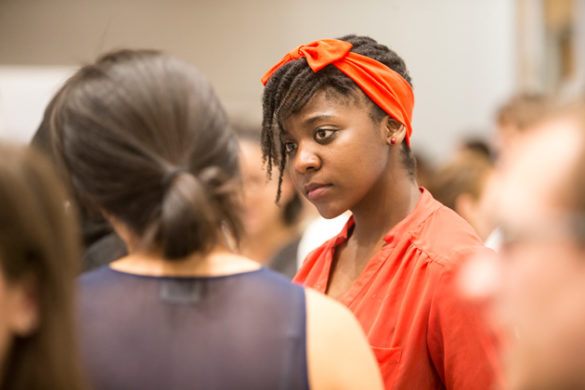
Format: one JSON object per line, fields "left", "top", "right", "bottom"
{"left": 50, "top": 49, "right": 242, "bottom": 260}
{"left": 261, "top": 35, "right": 416, "bottom": 200}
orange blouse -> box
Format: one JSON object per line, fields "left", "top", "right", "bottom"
{"left": 294, "top": 188, "right": 501, "bottom": 389}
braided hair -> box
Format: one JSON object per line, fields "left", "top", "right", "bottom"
{"left": 261, "top": 35, "right": 416, "bottom": 201}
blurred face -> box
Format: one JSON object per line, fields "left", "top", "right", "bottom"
{"left": 494, "top": 122, "right": 521, "bottom": 162}
{"left": 0, "top": 267, "right": 38, "bottom": 379}
{"left": 496, "top": 119, "right": 585, "bottom": 390}
{"left": 456, "top": 169, "right": 497, "bottom": 242}
{"left": 239, "top": 140, "right": 292, "bottom": 237}
{"left": 281, "top": 89, "right": 390, "bottom": 219}
{"left": 473, "top": 171, "right": 498, "bottom": 241}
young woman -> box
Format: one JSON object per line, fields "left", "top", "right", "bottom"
{"left": 0, "top": 144, "right": 85, "bottom": 390}
{"left": 261, "top": 35, "right": 501, "bottom": 389}
{"left": 49, "top": 49, "right": 382, "bottom": 390}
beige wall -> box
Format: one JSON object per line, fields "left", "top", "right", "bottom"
{"left": 0, "top": 0, "right": 516, "bottom": 161}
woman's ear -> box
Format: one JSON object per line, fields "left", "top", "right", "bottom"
{"left": 7, "top": 275, "right": 39, "bottom": 337}
{"left": 382, "top": 117, "right": 406, "bottom": 146}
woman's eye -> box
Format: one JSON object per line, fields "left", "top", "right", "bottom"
{"left": 314, "top": 129, "right": 335, "bottom": 142}
{"left": 284, "top": 142, "right": 297, "bottom": 154}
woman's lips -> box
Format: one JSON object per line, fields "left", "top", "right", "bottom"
{"left": 305, "top": 183, "right": 332, "bottom": 201}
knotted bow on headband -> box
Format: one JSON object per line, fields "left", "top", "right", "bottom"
{"left": 261, "top": 39, "right": 415, "bottom": 145}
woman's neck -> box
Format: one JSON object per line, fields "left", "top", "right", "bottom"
{"left": 350, "top": 173, "right": 420, "bottom": 248}
{"left": 109, "top": 245, "right": 260, "bottom": 277}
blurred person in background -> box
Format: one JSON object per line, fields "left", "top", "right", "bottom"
{"left": 236, "top": 124, "right": 304, "bottom": 279}
{"left": 429, "top": 150, "right": 496, "bottom": 242}
{"left": 50, "top": 49, "right": 383, "bottom": 390}
{"left": 494, "top": 93, "right": 551, "bottom": 162}
{"left": 261, "top": 34, "right": 501, "bottom": 389}
{"left": 412, "top": 149, "right": 435, "bottom": 189}
{"left": 493, "top": 102, "right": 585, "bottom": 390}
{"left": 0, "top": 144, "right": 85, "bottom": 389}
{"left": 458, "top": 137, "right": 494, "bottom": 162}
{"left": 471, "top": 93, "right": 553, "bottom": 251}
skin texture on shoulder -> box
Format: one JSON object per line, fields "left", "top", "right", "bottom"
{"left": 305, "top": 288, "right": 384, "bottom": 390}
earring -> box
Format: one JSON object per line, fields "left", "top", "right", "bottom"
{"left": 390, "top": 137, "right": 397, "bottom": 145}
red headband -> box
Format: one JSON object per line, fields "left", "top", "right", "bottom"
{"left": 261, "top": 39, "right": 415, "bottom": 145}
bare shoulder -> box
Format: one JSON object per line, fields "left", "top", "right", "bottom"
{"left": 305, "top": 288, "right": 383, "bottom": 390}
{"left": 305, "top": 288, "right": 355, "bottom": 324}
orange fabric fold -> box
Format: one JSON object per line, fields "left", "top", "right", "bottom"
{"left": 261, "top": 39, "right": 415, "bottom": 145}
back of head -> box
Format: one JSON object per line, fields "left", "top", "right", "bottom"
{"left": 50, "top": 50, "right": 241, "bottom": 260}
{"left": 32, "top": 84, "right": 127, "bottom": 272}
{"left": 496, "top": 93, "right": 551, "bottom": 132}
{"left": 430, "top": 150, "right": 494, "bottom": 211}
{"left": 0, "top": 144, "right": 83, "bottom": 390}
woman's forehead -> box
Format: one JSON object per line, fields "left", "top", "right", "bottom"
{"left": 286, "top": 87, "right": 368, "bottom": 120}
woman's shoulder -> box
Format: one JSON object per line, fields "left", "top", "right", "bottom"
{"left": 410, "top": 197, "right": 487, "bottom": 267}
{"left": 78, "top": 259, "right": 305, "bottom": 303}
{"left": 305, "top": 288, "right": 384, "bottom": 390}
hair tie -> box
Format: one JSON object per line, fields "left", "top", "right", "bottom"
{"left": 162, "top": 168, "right": 190, "bottom": 189}
{"left": 261, "top": 38, "right": 415, "bottom": 145}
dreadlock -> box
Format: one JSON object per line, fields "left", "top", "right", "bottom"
{"left": 261, "top": 35, "right": 416, "bottom": 201}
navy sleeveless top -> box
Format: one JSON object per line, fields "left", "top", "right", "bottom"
{"left": 77, "top": 266, "right": 309, "bottom": 390}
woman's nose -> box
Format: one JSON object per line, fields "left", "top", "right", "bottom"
{"left": 293, "top": 144, "right": 321, "bottom": 173}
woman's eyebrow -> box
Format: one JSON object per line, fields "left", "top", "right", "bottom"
{"left": 281, "top": 113, "right": 336, "bottom": 139}
{"left": 303, "top": 114, "right": 336, "bottom": 126}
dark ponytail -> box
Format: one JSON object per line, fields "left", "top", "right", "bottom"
{"left": 157, "top": 166, "right": 242, "bottom": 259}
{"left": 50, "top": 50, "right": 242, "bottom": 260}
{"left": 158, "top": 171, "right": 216, "bottom": 259}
